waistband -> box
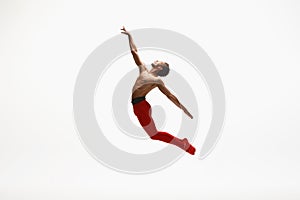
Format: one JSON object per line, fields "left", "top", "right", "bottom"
{"left": 131, "top": 96, "right": 146, "bottom": 105}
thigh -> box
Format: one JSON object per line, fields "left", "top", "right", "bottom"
{"left": 141, "top": 114, "right": 158, "bottom": 137}
{"left": 133, "top": 101, "right": 151, "bottom": 117}
{"left": 133, "top": 102, "right": 157, "bottom": 136}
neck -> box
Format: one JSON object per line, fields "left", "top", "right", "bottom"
{"left": 149, "top": 69, "right": 159, "bottom": 77}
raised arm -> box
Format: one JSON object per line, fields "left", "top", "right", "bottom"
{"left": 121, "top": 26, "right": 147, "bottom": 73}
{"left": 157, "top": 80, "right": 193, "bottom": 119}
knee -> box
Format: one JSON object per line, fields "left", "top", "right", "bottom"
{"left": 150, "top": 134, "right": 159, "bottom": 140}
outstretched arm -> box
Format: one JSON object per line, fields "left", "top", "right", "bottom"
{"left": 121, "top": 26, "right": 147, "bottom": 73}
{"left": 157, "top": 80, "right": 193, "bottom": 119}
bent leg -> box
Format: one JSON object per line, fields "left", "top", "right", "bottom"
{"left": 134, "top": 101, "right": 195, "bottom": 155}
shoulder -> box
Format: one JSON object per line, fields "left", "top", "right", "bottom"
{"left": 138, "top": 62, "right": 148, "bottom": 73}
{"left": 138, "top": 62, "right": 146, "bottom": 67}
{"left": 155, "top": 78, "right": 164, "bottom": 86}
{"left": 156, "top": 78, "right": 163, "bottom": 84}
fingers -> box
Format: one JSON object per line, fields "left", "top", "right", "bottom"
{"left": 120, "top": 26, "right": 126, "bottom": 31}
{"left": 183, "top": 110, "right": 193, "bottom": 119}
{"left": 186, "top": 111, "right": 193, "bottom": 119}
{"left": 120, "top": 26, "right": 129, "bottom": 35}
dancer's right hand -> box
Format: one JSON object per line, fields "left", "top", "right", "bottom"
{"left": 121, "top": 26, "right": 130, "bottom": 35}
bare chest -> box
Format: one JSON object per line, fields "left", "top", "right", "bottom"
{"left": 132, "top": 72, "right": 159, "bottom": 92}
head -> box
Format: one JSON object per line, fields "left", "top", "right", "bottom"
{"left": 151, "top": 60, "right": 170, "bottom": 77}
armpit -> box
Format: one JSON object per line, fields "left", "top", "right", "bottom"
{"left": 138, "top": 63, "right": 147, "bottom": 73}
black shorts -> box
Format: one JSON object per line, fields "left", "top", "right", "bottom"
{"left": 131, "top": 96, "right": 146, "bottom": 105}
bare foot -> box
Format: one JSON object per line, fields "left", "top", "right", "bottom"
{"left": 182, "top": 138, "right": 189, "bottom": 149}
{"left": 182, "top": 138, "right": 196, "bottom": 155}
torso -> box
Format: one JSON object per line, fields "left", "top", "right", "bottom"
{"left": 132, "top": 70, "right": 161, "bottom": 99}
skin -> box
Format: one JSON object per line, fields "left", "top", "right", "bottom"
{"left": 121, "top": 26, "right": 193, "bottom": 119}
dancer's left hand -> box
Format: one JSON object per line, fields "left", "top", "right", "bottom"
{"left": 182, "top": 107, "right": 193, "bottom": 119}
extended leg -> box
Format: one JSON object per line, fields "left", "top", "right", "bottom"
{"left": 135, "top": 103, "right": 195, "bottom": 155}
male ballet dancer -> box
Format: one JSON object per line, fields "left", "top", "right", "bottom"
{"left": 121, "top": 26, "right": 196, "bottom": 155}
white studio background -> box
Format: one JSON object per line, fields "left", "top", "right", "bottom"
{"left": 1, "top": 0, "right": 300, "bottom": 199}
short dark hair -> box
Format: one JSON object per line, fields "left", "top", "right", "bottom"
{"left": 157, "top": 63, "right": 170, "bottom": 77}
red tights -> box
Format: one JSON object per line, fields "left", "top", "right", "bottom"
{"left": 133, "top": 100, "right": 195, "bottom": 155}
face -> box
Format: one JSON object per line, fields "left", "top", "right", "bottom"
{"left": 151, "top": 60, "right": 165, "bottom": 68}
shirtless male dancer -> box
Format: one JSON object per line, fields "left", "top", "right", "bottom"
{"left": 121, "top": 26, "right": 196, "bottom": 155}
